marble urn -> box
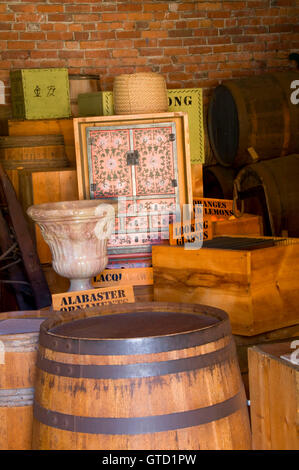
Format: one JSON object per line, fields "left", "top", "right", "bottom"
{"left": 27, "top": 200, "right": 117, "bottom": 292}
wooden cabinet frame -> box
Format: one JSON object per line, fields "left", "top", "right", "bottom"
{"left": 73, "top": 112, "right": 193, "bottom": 265}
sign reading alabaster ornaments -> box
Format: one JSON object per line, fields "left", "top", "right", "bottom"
{"left": 52, "top": 285, "right": 135, "bottom": 312}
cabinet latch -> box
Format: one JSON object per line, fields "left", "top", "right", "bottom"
{"left": 126, "top": 150, "right": 140, "bottom": 165}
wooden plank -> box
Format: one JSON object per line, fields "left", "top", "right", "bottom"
{"left": 248, "top": 341, "right": 299, "bottom": 450}
{"left": 0, "top": 164, "right": 52, "bottom": 309}
{"left": 14, "top": 168, "right": 78, "bottom": 264}
{"left": 8, "top": 118, "right": 75, "bottom": 166}
{"left": 191, "top": 163, "right": 203, "bottom": 197}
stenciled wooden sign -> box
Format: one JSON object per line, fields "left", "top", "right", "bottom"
{"left": 52, "top": 285, "right": 135, "bottom": 312}
{"left": 169, "top": 218, "right": 212, "bottom": 246}
{"left": 92, "top": 267, "right": 153, "bottom": 288}
{"left": 193, "top": 198, "right": 234, "bottom": 218}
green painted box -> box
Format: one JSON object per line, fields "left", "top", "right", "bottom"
{"left": 78, "top": 91, "right": 114, "bottom": 117}
{"left": 83, "top": 89, "right": 205, "bottom": 163}
{"left": 10, "top": 68, "right": 71, "bottom": 120}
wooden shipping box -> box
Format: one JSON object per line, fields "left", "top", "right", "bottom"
{"left": 10, "top": 68, "right": 71, "bottom": 120}
{"left": 13, "top": 168, "right": 78, "bottom": 264}
{"left": 248, "top": 341, "right": 299, "bottom": 450}
{"left": 152, "top": 237, "right": 299, "bottom": 336}
{"left": 8, "top": 118, "right": 76, "bottom": 166}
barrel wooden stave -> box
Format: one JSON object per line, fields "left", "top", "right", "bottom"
{"left": 203, "top": 165, "right": 237, "bottom": 199}
{"left": 32, "top": 303, "right": 251, "bottom": 450}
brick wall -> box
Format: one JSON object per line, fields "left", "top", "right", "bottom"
{"left": 1, "top": 0, "right": 298, "bottom": 102}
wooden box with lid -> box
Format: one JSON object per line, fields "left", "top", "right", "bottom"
{"left": 152, "top": 236, "right": 299, "bottom": 336}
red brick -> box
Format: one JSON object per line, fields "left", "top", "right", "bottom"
{"left": 139, "top": 48, "right": 164, "bottom": 56}
{"left": 169, "top": 29, "right": 194, "bottom": 37}
{"left": 47, "top": 32, "right": 73, "bottom": 41}
{"left": 112, "top": 49, "right": 139, "bottom": 58}
{"left": 90, "top": 32, "right": 115, "bottom": 40}
{"left": 9, "top": 5, "right": 36, "bottom": 13}
{"left": 0, "top": 32, "right": 18, "bottom": 40}
{"left": 80, "top": 41, "right": 106, "bottom": 49}
{"left": 47, "top": 14, "right": 73, "bottom": 22}
{"left": 65, "top": 5, "right": 91, "bottom": 13}
{"left": 69, "top": 24, "right": 84, "bottom": 32}
{"left": 116, "top": 31, "right": 141, "bottom": 39}
{"left": 37, "top": 41, "right": 63, "bottom": 49}
{"left": 73, "top": 14, "right": 100, "bottom": 22}
{"left": 141, "top": 30, "right": 167, "bottom": 39}
{"left": 143, "top": 3, "right": 168, "bottom": 12}
{"left": 36, "top": 5, "right": 64, "bottom": 13}
{"left": 0, "top": 23, "right": 11, "bottom": 30}
{"left": 117, "top": 3, "right": 142, "bottom": 12}
{"left": 19, "top": 32, "right": 45, "bottom": 40}
{"left": 7, "top": 41, "right": 35, "bottom": 49}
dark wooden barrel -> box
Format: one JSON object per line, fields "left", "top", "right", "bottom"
{"left": 203, "top": 165, "right": 237, "bottom": 199}
{"left": 32, "top": 302, "right": 251, "bottom": 450}
{"left": 208, "top": 72, "right": 299, "bottom": 168}
{"left": 234, "top": 154, "right": 299, "bottom": 237}
{"left": 0, "top": 135, "right": 69, "bottom": 170}
{"left": 0, "top": 310, "right": 51, "bottom": 450}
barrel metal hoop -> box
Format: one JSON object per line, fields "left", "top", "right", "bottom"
{"left": 39, "top": 319, "right": 232, "bottom": 356}
{"left": 36, "top": 340, "right": 235, "bottom": 379}
{"left": 33, "top": 390, "right": 245, "bottom": 435}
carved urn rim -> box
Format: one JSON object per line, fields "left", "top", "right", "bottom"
{"left": 27, "top": 199, "right": 117, "bottom": 223}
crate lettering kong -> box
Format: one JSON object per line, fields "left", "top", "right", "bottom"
{"left": 52, "top": 286, "right": 135, "bottom": 311}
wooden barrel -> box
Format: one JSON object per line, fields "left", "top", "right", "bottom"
{"left": 0, "top": 310, "right": 51, "bottom": 450}
{"left": 68, "top": 74, "right": 100, "bottom": 117}
{"left": 208, "top": 71, "right": 299, "bottom": 168}
{"left": 203, "top": 165, "right": 237, "bottom": 199}
{"left": 234, "top": 154, "right": 299, "bottom": 237}
{"left": 0, "top": 135, "right": 69, "bottom": 170}
{"left": 32, "top": 302, "right": 251, "bottom": 450}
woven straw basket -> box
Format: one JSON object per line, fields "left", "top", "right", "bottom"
{"left": 113, "top": 72, "right": 168, "bottom": 115}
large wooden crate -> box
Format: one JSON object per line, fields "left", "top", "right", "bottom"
{"left": 152, "top": 236, "right": 299, "bottom": 336}
{"left": 233, "top": 324, "right": 299, "bottom": 398}
{"left": 248, "top": 341, "right": 299, "bottom": 450}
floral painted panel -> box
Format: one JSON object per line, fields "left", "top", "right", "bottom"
{"left": 133, "top": 126, "right": 176, "bottom": 196}
{"left": 86, "top": 123, "right": 179, "bottom": 261}
{"left": 88, "top": 128, "right": 132, "bottom": 198}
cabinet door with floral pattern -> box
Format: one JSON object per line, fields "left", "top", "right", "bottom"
{"left": 86, "top": 122, "right": 179, "bottom": 263}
